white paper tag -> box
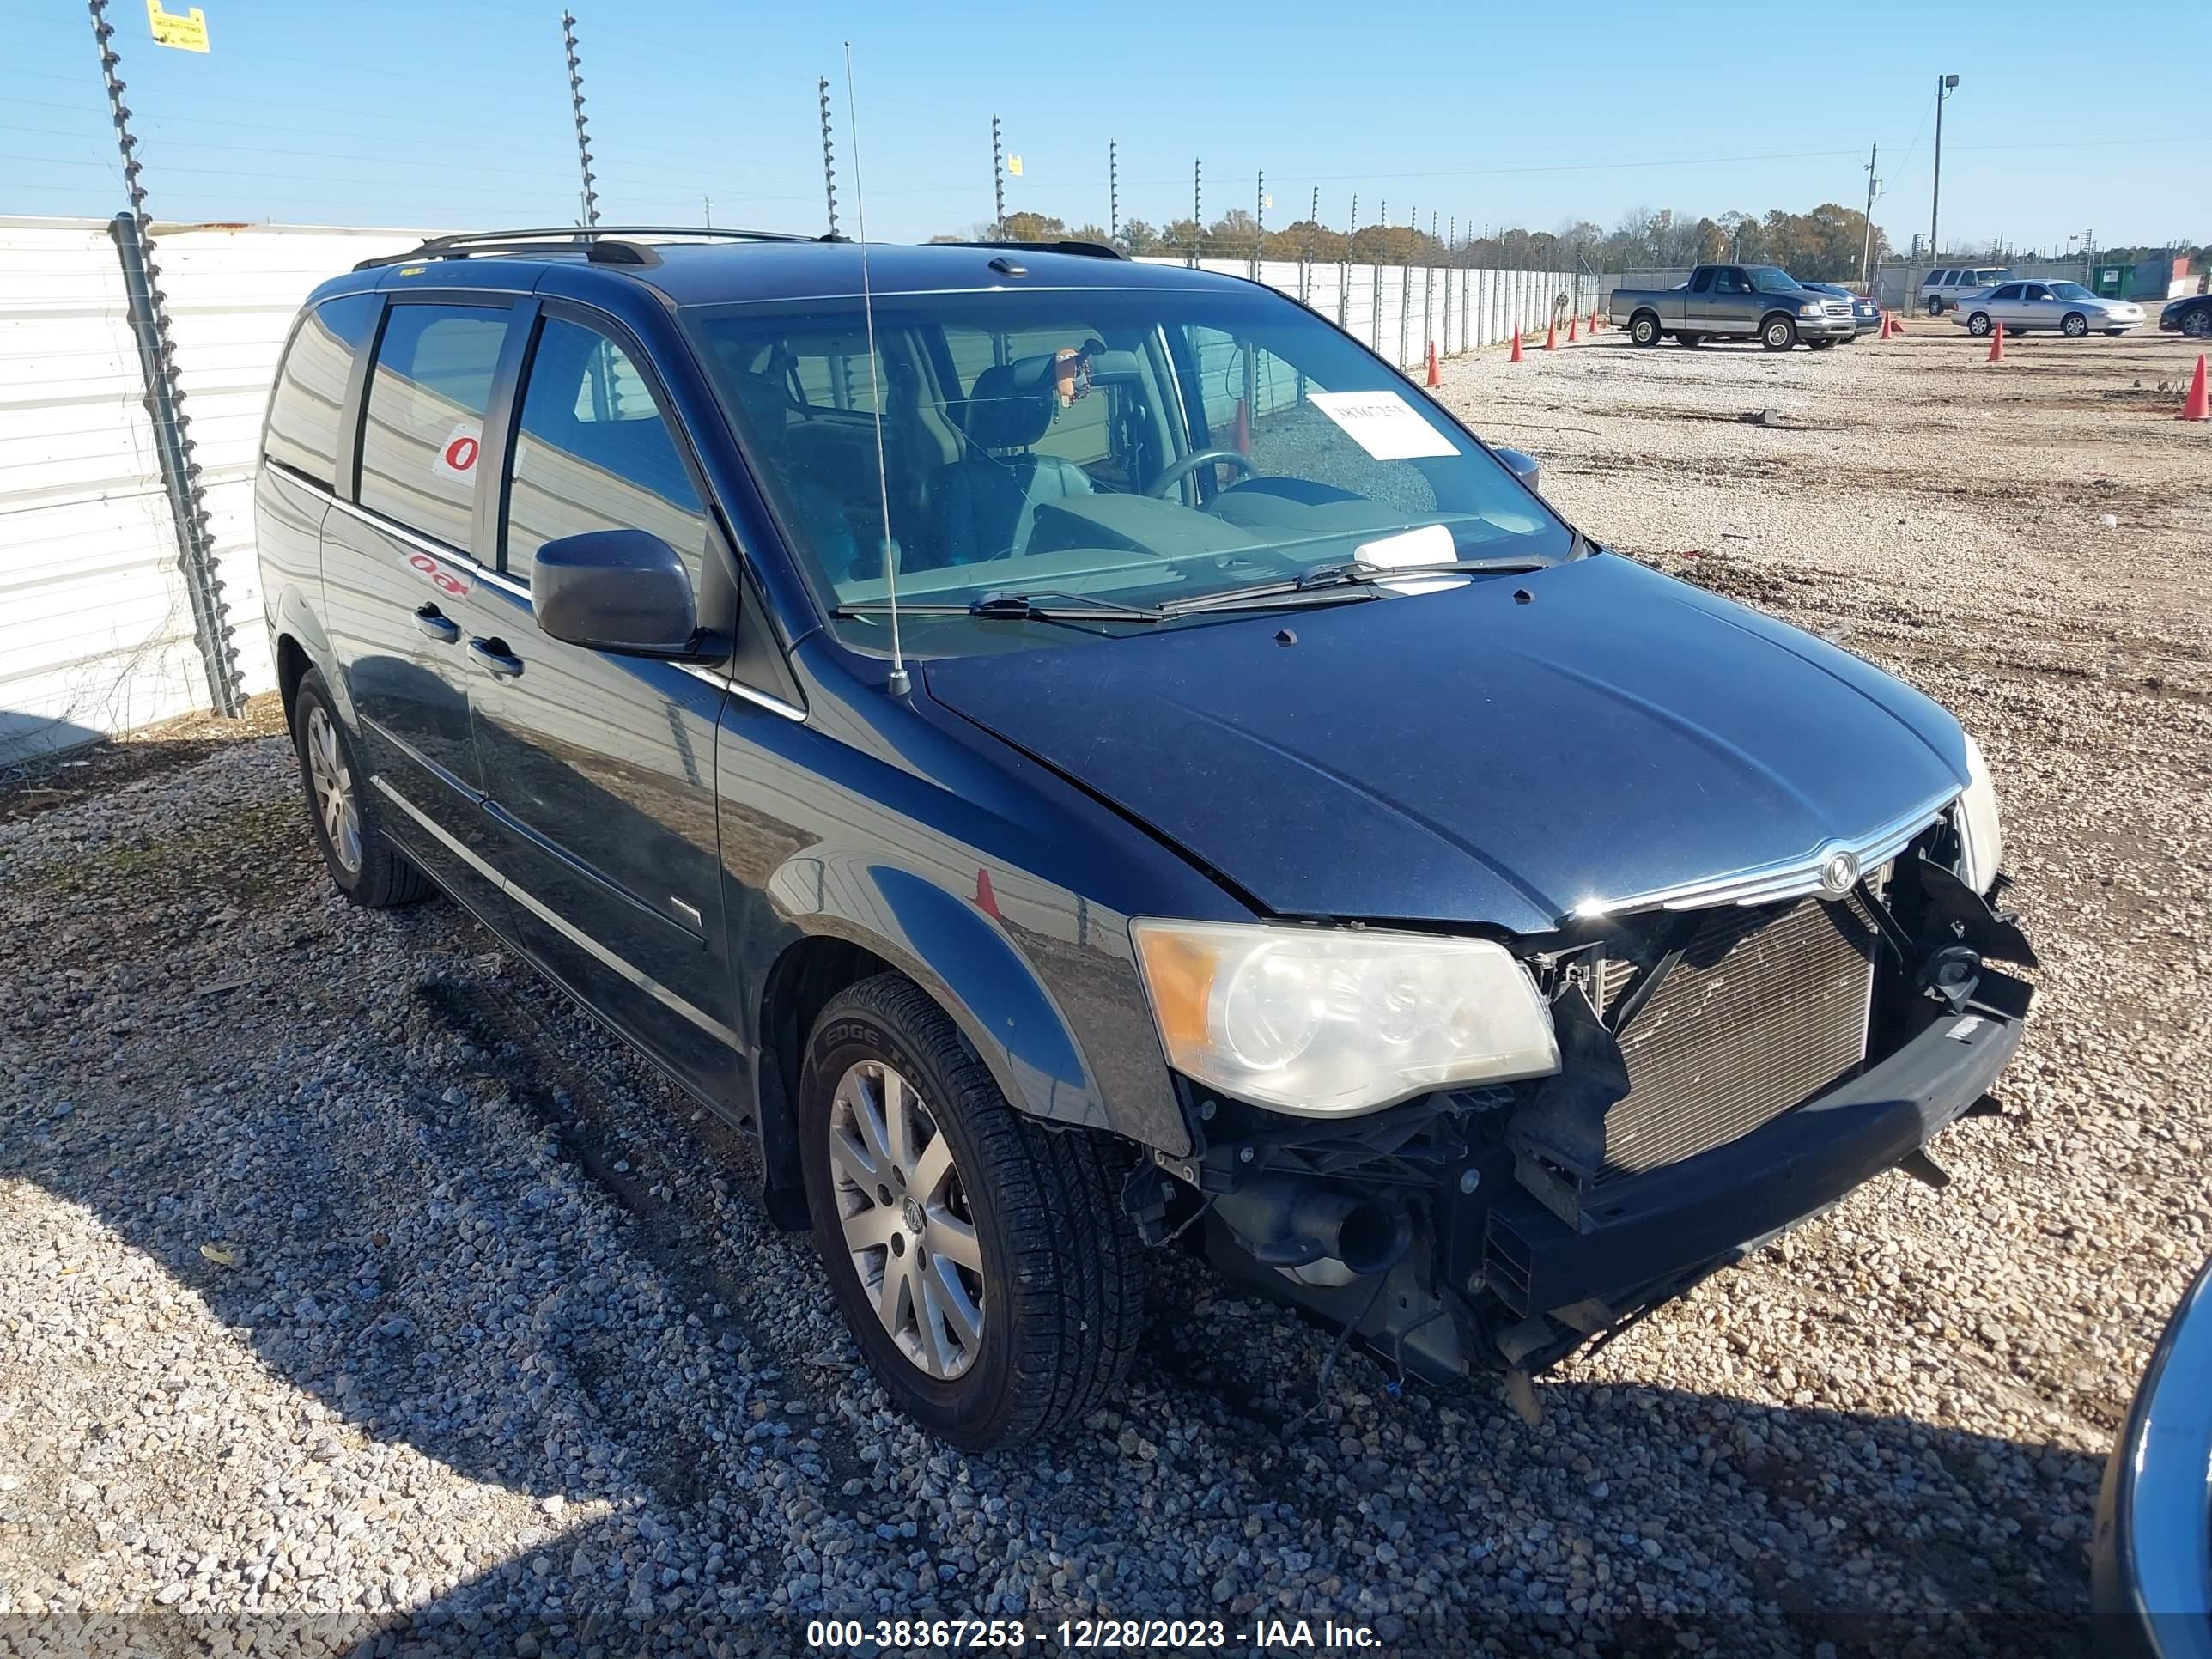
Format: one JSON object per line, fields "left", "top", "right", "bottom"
{"left": 1353, "top": 523, "right": 1455, "bottom": 568}
{"left": 1308, "top": 390, "right": 1458, "bottom": 460}
{"left": 431, "top": 422, "right": 482, "bottom": 486}
{"left": 1352, "top": 524, "right": 1462, "bottom": 594}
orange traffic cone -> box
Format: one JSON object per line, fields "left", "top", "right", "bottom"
{"left": 1567, "top": 314, "right": 1580, "bottom": 343}
{"left": 1509, "top": 331, "right": 1524, "bottom": 364}
{"left": 1877, "top": 312, "right": 1891, "bottom": 340}
{"left": 2180, "top": 353, "right": 2209, "bottom": 422}
{"left": 1589, "top": 305, "right": 1600, "bottom": 332}
{"left": 1425, "top": 341, "right": 1441, "bottom": 387}
{"left": 1542, "top": 318, "right": 1559, "bottom": 352}
{"left": 1231, "top": 398, "right": 1251, "bottom": 454}
{"left": 1984, "top": 320, "right": 2004, "bottom": 363}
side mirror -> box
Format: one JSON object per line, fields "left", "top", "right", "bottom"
{"left": 1494, "top": 447, "right": 1541, "bottom": 495}
{"left": 532, "top": 529, "right": 699, "bottom": 657}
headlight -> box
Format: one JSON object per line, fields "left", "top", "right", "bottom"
{"left": 1798, "top": 302, "right": 1823, "bottom": 316}
{"left": 1955, "top": 732, "right": 2005, "bottom": 895}
{"left": 1129, "top": 921, "right": 1559, "bottom": 1115}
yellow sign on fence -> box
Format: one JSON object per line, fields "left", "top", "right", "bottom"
{"left": 1006, "top": 155, "right": 1024, "bottom": 177}
{"left": 147, "top": 0, "right": 210, "bottom": 52}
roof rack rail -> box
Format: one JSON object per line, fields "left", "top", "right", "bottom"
{"left": 938, "top": 239, "right": 1127, "bottom": 261}
{"left": 353, "top": 225, "right": 835, "bottom": 271}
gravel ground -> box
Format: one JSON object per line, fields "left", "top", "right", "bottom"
{"left": 3, "top": 322, "right": 2209, "bottom": 1658}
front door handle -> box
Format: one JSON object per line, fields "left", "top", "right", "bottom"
{"left": 414, "top": 604, "right": 459, "bottom": 643}
{"left": 468, "top": 637, "right": 524, "bottom": 678}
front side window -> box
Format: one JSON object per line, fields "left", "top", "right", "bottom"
{"left": 503, "top": 315, "right": 708, "bottom": 587}
{"left": 357, "top": 303, "right": 510, "bottom": 550}
{"left": 265, "top": 292, "right": 380, "bottom": 490}
{"left": 684, "top": 285, "right": 1573, "bottom": 659}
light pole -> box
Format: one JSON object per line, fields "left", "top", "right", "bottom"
{"left": 1929, "top": 73, "right": 1959, "bottom": 261}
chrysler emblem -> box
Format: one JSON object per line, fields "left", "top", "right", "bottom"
{"left": 1817, "top": 846, "right": 1861, "bottom": 897}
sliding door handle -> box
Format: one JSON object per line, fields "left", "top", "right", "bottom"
{"left": 468, "top": 637, "right": 524, "bottom": 678}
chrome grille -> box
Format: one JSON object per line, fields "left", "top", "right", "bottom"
{"left": 1597, "top": 897, "right": 1875, "bottom": 1179}
{"left": 1823, "top": 301, "right": 1853, "bottom": 319}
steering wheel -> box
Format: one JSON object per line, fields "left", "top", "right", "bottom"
{"left": 1149, "top": 447, "right": 1257, "bottom": 499}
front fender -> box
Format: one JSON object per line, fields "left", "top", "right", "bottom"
{"left": 763, "top": 851, "right": 1188, "bottom": 1155}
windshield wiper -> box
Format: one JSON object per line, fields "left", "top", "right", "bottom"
{"left": 1157, "top": 555, "right": 1553, "bottom": 617}
{"left": 834, "top": 589, "right": 1164, "bottom": 623}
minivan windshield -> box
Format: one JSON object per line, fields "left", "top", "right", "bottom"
{"left": 682, "top": 285, "right": 1571, "bottom": 655}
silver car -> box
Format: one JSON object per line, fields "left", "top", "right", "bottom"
{"left": 1952, "top": 280, "right": 2147, "bottom": 337}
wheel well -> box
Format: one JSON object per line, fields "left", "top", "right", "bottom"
{"left": 275, "top": 635, "right": 311, "bottom": 724}
{"left": 1760, "top": 309, "right": 1796, "bottom": 332}
{"left": 1631, "top": 307, "right": 1659, "bottom": 326}
{"left": 754, "top": 935, "right": 892, "bottom": 1228}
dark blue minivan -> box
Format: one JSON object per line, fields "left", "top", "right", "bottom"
{"left": 254, "top": 228, "right": 2033, "bottom": 1449}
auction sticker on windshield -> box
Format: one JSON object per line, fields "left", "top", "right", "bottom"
{"left": 1306, "top": 390, "right": 1458, "bottom": 461}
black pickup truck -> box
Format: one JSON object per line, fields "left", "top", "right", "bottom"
{"left": 1607, "top": 264, "right": 1858, "bottom": 350}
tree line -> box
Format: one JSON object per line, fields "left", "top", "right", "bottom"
{"left": 934, "top": 203, "right": 1901, "bottom": 283}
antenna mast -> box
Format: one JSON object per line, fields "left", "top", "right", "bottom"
{"left": 844, "top": 44, "right": 908, "bottom": 698}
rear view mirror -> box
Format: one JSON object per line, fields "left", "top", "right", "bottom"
{"left": 532, "top": 529, "right": 699, "bottom": 657}
{"left": 1494, "top": 447, "right": 1541, "bottom": 495}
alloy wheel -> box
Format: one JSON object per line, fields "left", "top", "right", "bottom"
{"left": 828, "top": 1060, "right": 986, "bottom": 1380}
{"left": 2063, "top": 313, "right": 2088, "bottom": 337}
{"left": 304, "top": 705, "right": 362, "bottom": 875}
{"left": 2184, "top": 310, "right": 2211, "bottom": 339}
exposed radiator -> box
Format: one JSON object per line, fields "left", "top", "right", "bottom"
{"left": 1596, "top": 897, "right": 1876, "bottom": 1179}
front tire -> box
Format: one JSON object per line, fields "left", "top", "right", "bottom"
{"left": 1630, "top": 312, "right": 1662, "bottom": 347}
{"left": 799, "top": 973, "right": 1143, "bottom": 1450}
{"left": 2062, "top": 312, "right": 2089, "bottom": 337}
{"left": 1762, "top": 315, "right": 1798, "bottom": 351}
{"left": 290, "top": 670, "right": 431, "bottom": 908}
{"left": 1966, "top": 311, "right": 1993, "bottom": 337}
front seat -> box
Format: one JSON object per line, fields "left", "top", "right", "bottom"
{"left": 724, "top": 370, "right": 863, "bottom": 586}
{"left": 927, "top": 356, "right": 1092, "bottom": 567}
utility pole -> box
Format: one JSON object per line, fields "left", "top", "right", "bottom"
{"left": 702, "top": 193, "right": 713, "bottom": 228}
{"left": 561, "top": 10, "right": 599, "bottom": 227}
{"left": 1253, "top": 168, "right": 1265, "bottom": 277}
{"left": 991, "top": 115, "right": 1005, "bottom": 235}
{"left": 85, "top": 0, "right": 242, "bottom": 720}
{"left": 1191, "top": 157, "right": 1201, "bottom": 267}
{"left": 818, "top": 76, "right": 839, "bottom": 237}
{"left": 1859, "top": 140, "right": 1878, "bottom": 287}
{"left": 1340, "top": 194, "right": 1357, "bottom": 328}
{"left": 1109, "top": 141, "right": 1118, "bottom": 243}
{"left": 1929, "top": 73, "right": 1958, "bottom": 261}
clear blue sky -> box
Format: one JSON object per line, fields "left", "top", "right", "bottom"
{"left": 6, "top": 0, "right": 2205, "bottom": 254}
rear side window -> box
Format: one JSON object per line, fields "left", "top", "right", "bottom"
{"left": 503, "top": 315, "right": 709, "bottom": 587}
{"left": 264, "top": 292, "right": 379, "bottom": 490}
{"left": 358, "top": 303, "right": 511, "bottom": 550}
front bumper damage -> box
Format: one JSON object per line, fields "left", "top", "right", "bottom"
{"left": 1130, "top": 852, "right": 2036, "bottom": 1390}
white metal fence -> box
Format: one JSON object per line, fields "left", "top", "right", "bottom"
{"left": 1, "top": 216, "right": 420, "bottom": 765}
{"left": 0, "top": 220, "right": 1590, "bottom": 764}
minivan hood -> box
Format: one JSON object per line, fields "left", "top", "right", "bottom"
{"left": 922, "top": 555, "right": 1970, "bottom": 936}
